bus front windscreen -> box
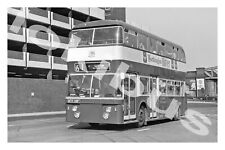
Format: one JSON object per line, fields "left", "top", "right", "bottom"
{"left": 69, "top": 75, "right": 92, "bottom": 97}
{"left": 69, "top": 74, "right": 122, "bottom": 98}
{"left": 73, "top": 26, "right": 123, "bottom": 46}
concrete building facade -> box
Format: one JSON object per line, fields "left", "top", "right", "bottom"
{"left": 8, "top": 7, "right": 105, "bottom": 80}
{"left": 7, "top": 7, "right": 126, "bottom": 115}
{"left": 185, "top": 66, "right": 218, "bottom": 100}
{"left": 7, "top": 7, "right": 106, "bottom": 115}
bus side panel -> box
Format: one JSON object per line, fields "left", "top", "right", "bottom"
{"left": 135, "top": 96, "right": 187, "bottom": 119}
{"left": 158, "top": 96, "right": 187, "bottom": 117}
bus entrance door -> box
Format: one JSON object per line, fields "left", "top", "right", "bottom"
{"left": 124, "top": 74, "right": 137, "bottom": 121}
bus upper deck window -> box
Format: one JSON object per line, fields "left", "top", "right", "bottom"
{"left": 73, "top": 29, "right": 94, "bottom": 46}
{"left": 93, "top": 26, "right": 123, "bottom": 45}
{"left": 124, "top": 29, "right": 137, "bottom": 48}
{"left": 138, "top": 34, "right": 147, "bottom": 50}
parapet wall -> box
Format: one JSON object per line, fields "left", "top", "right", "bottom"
{"left": 8, "top": 78, "right": 67, "bottom": 114}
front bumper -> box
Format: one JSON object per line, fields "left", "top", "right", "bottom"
{"left": 65, "top": 97, "right": 124, "bottom": 124}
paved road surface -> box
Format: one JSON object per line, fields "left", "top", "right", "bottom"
{"left": 8, "top": 102, "right": 217, "bottom": 142}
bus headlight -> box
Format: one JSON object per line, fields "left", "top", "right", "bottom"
{"left": 74, "top": 112, "right": 80, "bottom": 118}
{"left": 72, "top": 106, "right": 78, "bottom": 112}
{"left": 106, "top": 106, "right": 111, "bottom": 113}
{"left": 103, "top": 112, "right": 109, "bottom": 120}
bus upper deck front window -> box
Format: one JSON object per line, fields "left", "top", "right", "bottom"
{"left": 93, "top": 26, "right": 123, "bottom": 45}
{"left": 73, "top": 29, "right": 94, "bottom": 46}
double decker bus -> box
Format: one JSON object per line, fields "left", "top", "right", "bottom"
{"left": 65, "top": 20, "right": 187, "bottom": 127}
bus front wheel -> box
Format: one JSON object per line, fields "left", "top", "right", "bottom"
{"left": 136, "top": 106, "right": 146, "bottom": 127}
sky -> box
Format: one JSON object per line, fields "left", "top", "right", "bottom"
{"left": 126, "top": 8, "right": 217, "bottom": 71}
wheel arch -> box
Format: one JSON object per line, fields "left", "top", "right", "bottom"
{"left": 138, "top": 100, "right": 147, "bottom": 110}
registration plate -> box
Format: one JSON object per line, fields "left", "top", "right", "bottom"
{"left": 67, "top": 99, "right": 80, "bottom": 103}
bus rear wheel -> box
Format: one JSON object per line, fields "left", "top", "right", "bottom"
{"left": 173, "top": 107, "right": 180, "bottom": 121}
{"left": 136, "top": 106, "right": 146, "bottom": 128}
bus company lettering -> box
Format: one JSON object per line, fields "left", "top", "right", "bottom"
{"left": 162, "top": 58, "right": 171, "bottom": 68}
{"left": 147, "top": 53, "right": 171, "bottom": 69}
{"left": 147, "top": 54, "right": 161, "bottom": 65}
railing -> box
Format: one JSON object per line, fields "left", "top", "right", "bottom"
{"left": 29, "top": 53, "right": 49, "bottom": 62}
{"left": 72, "top": 18, "right": 84, "bottom": 28}
{"left": 89, "top": 7, "right": 105, "bottom": 20}
{"left": 52, "top": 12, "right": 69, "bottom": 23}
{"left": 57, "top": 35, "right": 69, "bottom": 44}
{"left": 26, "top": 8, "right": 50, "bottom": 24}
{"left": 8, "top": 7, "right": 25, "bottom": 18}
{"left": 8, "top": 50, "right": 24, "bottom": 59}
{"left": 72, "top": 7, "right": 89, "bottom": 15}
{"left": 8, "top": 25, "right": 25, "bottom": 42}
{"left": 51, "top": 12, "right": 71, "bottom": 29}
{"left": 27, "top": 52, "right": 51, "bottom": 69}
{"left": 28, "top": 29, "right": 49, "bottom": 40}
{"left": 27, "top": 28, "right": 50, "bottom": 47}
{"left": 8, "top": 24, "right": 23, "bottom": 35}
{"left": 12, "top": 7, "right": 22, "bottom": 10}
{"left": 53, "top": 56, "right": 66, "bottom": 64}
{"left": 29, "top": 8, "right": 48, "bottom": 17}
{"left": 51, "top": 34, "right": 69, "bottom": 49}
{"left": 8, "top": 51, "right": 26, "bottom": 67}
{"left": 52, "top": 56, "right": 67, "bottom": 70}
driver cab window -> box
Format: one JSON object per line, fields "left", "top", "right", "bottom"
{"left": 123, "top": 76, "right": 137, "bottom": 95}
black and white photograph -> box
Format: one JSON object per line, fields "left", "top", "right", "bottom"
{"left": 1, "top": 0, "right": 224, "bottom": 147}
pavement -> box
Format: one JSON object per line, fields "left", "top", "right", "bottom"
{"left": 8, "top": 102, "right": 217, "bottom": 142}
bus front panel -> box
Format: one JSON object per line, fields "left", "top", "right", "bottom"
{"left": 66, "top": 99, "right": 124, "bottom": 124}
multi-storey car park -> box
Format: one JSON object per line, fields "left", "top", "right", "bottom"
{"left": 7, "top": 7, "right": 113, "bottom": 115}
{"left": 8, "top": 7, "right": 105, "bottom": 80}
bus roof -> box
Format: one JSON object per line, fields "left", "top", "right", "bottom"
{"left": 72, "top": 20, "right": 184, "bottom": 51}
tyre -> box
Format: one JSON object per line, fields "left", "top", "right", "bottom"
{"left": 173, "top": 107, "right": 180, "bottom": 121}
{"left": 136, "top": 106, "right": 146, "bottom": 127}
{"left": 89, "top": 123, "right": 100, "bottom": 128}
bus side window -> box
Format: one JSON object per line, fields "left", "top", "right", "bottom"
{"left": 159, "top": 79, "right": 166, "bottom": 95}
{"left": 180, "top": 82, "right": 185, "bottom": 96}
{"left": 179, "top": 48, "right": 186, "bottom": 62}
{"left": 140, "top": 77, "right": 149, "bottom": 95}
{"left": 175, "top": 81, "right": 181, "bottom": 96}
{"left": 152, "top": 78, "right": 157, "bottom": 90}
{"left": 149, "top": 38, "right": 157, "bottom": 54}
{"left": 149, "top": 78, "right": 153, "bottom": 93}
{"left": 172, "top": 47, "right": 178, "bottom": 60}
{"left": 156, "top": 41, "right": 165, "bottom": 56}
{"left": 149, "top": 77, "right": 157, "bottom": 93}
{"left": 166, "top": 44, "right": 176, "bottom": 59}
{"left": 124, "top": 29, "right": 137, "bottom": 48}
{"left": 138, "top": 33, "right": 147, "bottom": 50}
{"left": 166, "top": 80, "right": 175, "bottom": 96}
{"left": 123, "top": 77, "right": 129, "bottom": 91}
{"left": 147, "top": 37, "right": 152, "bottom": 52}
{"left": 177, "top": 48, "right": 186, "bottom": 62}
